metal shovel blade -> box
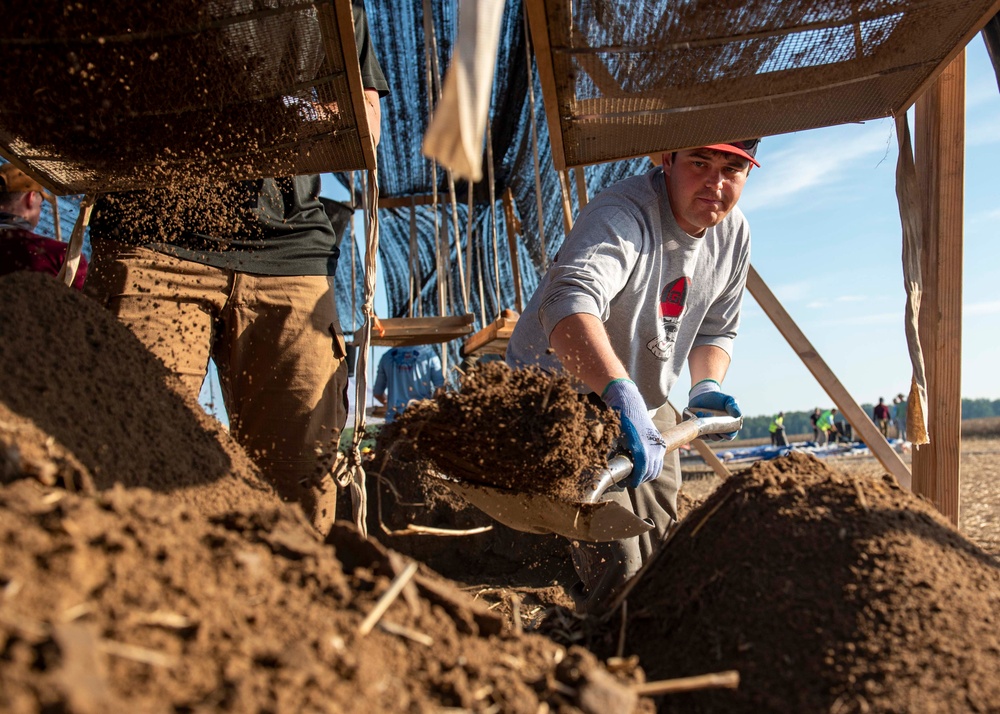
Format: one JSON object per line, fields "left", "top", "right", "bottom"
{"left": 431, "top": 414, "right": 743, "bottom": 543}
{"left": 437, "top": 476, "right": 654, "bottom": 542}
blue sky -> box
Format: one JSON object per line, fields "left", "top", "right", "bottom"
{"left": 702, "top": 39, "right": 1000, "bottom": 416}
{"left": 309, "top": 38, "right": 999, "bottom": 421}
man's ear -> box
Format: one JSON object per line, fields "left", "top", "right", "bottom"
{"left": 26, "top": 191, "right": 43, "bottom": 212}
{"left": 660, "top": 151, "right": 673, "bottom": 175}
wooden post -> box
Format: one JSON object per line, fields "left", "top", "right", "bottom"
{"left": 912, "top": 52, "right": 965, "bottom": 526}
{"left": 746, "top": 266, "right": 912, "bottom": 489}
{"left": 557, "top": 169, "right": 574, "bottom": 235}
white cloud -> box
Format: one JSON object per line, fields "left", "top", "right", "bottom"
{"left": 823, "top": 311, "right": 901, "bottom": 327}
{"left": 966, "top": 300, "right": 1000, "bottom": 316}
{"left": 740, "top": 122, "right": 895, "bottom": 212}
{"left": 805, "top": 295, "right": 868, "bottom": 309}
{"left": 771, "top": 280, "right": 812, "bottom": 302}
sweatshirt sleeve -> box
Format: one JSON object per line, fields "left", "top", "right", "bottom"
{"left": 692, "top": 215, "right": 751, "bottom": 357}
{"left": 536, "top": 202, "right": 644, "bottom": 338}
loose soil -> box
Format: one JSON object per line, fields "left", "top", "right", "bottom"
{"left": 378, "top": 362, "right": 618, "bottom": 501}
{"left": 3, "top": 272, "right": 1000, "bottom": 712}
{"left": 613, "top": 452, "right": 1000, "bottom": 712}
{"left": 0, "top": 272, "right": 651, "bottom": 713}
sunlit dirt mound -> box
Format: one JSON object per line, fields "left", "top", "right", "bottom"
{"left": 0, "top": 271, "right": 276, "bottom": 515}
{"left": 378, "top": 362, "right": 618, "bottom": 501}
{"left": 613, "top": 451, "right": 1000, "bottom": 712}
{"left": 0, "top": 480, "right": 651, "bottom": 713}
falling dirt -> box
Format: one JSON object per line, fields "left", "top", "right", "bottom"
{"left": 378, "top": 362, "right": 619, "bottom": 501}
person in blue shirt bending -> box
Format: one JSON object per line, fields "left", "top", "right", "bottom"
{"left": 373, "top": 345, "right": 445, "bottom": 422}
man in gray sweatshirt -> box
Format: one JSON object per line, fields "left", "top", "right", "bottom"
{"left": 507, "top": 139, "right": 759, "bottom": 612}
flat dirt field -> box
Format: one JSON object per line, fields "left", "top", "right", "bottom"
{"left": 680, "top": 422, "right": 1000, "bottom": 560}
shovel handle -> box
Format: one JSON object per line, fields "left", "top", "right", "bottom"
{"left": 586, "top": 414, "right": 743, "bottom": 501}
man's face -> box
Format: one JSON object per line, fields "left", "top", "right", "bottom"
{"left": 662, "top": 148, "right": 750, "bottom": 236}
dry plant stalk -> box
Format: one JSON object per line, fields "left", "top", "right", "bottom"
{"left": 635, "top": 669, "right": 739, "bottom": 696}
{"left": 358, "top": 561, "right": 419, "bottom": 636}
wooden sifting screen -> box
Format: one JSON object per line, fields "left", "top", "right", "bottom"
{"left": 0, "top": 0, "right": 375, "bottom": 195}
{"left": 526, "top": 0, "right": 1000, "bottom": 168}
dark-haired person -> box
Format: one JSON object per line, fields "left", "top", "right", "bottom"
{"left": 507, "top": 140, "right": 760, "bottom": 613}
{"left": 0, "top": 163, "right": 87, "bottom": 290}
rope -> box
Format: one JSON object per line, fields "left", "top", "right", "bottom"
{"left": 469, "top": 183, "right": 487, "bottom": 327}
{"left": 334, "top": 166, "right": 380, "bottom": 538}
{"left": 485, "top": 122, "right": 502, "bottom": 320}
{"left": 349, "top": 171, "right": 358, "bottom": 332}
{"left": 408, "top": 199, "right": 419, "bottom": 317}
{"left": 422, "top": 0, "right": 447, "bottom": 327}
{"left": 445, "top": 169, "right": 468, "bottom": 315}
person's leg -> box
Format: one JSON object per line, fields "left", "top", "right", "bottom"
{"left": 84, "top": 242, "right": 225, "bottom": 397}
{"left": 570, "top": 404, "right": 680, "bottom": 614}
{"left": 217, "top": 273, "right": 348, "bottom": 534}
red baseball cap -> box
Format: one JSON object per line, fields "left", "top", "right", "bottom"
{"left": 704, "top": 139, "right": 761, "bottom": 168}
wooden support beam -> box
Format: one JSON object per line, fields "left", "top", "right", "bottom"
{"left": 912, "top": 52, "right": 965, "bottom": 526}
{"left": 524, "top": 0, "right": 568, "bottom": 170}
{"left": 461, "top": 310, "right": 519, "bottom": 356}
{"left": 746, "top": 265, "right": 912, "bottom": 490}
{"left": 557, "top": 169, "right": 574, "bottom": 235}
{"left": 574, "top": 166, "right": 589, "bottom": 209}
{"left": 668, "top": 402, "right": 731, "bottom": 480}
{"left": 378, "top": 194, "right": 441, "bottom": 209}
{"left": 355, "top": 314, "right": 475, "bottom": 348}
{"left": 324, "top": 0, "right": 376, "bottom": 171}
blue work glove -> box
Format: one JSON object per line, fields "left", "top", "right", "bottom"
{"left": 687, "top": 379, "right": 742, "bottom": 441}
{"left": 602, "top": 378, "right": 667, "bottom": 489}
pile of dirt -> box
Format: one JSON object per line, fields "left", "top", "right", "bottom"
{"left": 0, "top": 479, "right": 651, "bottom": 713}
{"left": 609, "top": 452, "right": 1000, "bottom": 712}
{"left": 0, "top": 273, "right": 651, "bottom": 711}
{"left": 0, "top": 272, "right": 276, "bottom": 517}
{"left": 379, "top": 362, "right": 619, "bottom": 500}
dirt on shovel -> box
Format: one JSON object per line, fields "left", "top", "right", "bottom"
{"left": 376, "top": 362, "right": 620, "bottom": 502}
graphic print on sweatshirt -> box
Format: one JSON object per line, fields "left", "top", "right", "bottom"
{"left": 646, "top": 276, "right": 689, "bottom": 362}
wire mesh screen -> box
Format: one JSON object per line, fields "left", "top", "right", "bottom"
{"left": 0, "top": 0, "right": 371, "bottom": 195}
{"left": 535, "top": 0, "right": 999, "bottom": 167}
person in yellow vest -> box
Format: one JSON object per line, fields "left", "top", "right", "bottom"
{"left": 768, "top": 412, "right": 789, "bottom": 447}
{"left": 817, "top": 408, "right": 838, "bottom": 445}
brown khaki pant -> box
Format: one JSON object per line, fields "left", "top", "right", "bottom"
{"left": 86, "top": 243, "right": 348, "bottom": 533}
{"left": 571, "top": 403, "right": 681, "bottom": 614}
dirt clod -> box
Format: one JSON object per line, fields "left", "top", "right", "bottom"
{"left": 379, "top": 362, "right": 619, "bottom": 501}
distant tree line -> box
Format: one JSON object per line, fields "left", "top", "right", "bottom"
{"left": 737, "top": 398, "right": 1000, "bottom": 440}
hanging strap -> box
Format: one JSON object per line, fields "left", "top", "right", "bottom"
{"left": 893, "top": 114, "right": 929, "bottom": 446}
{"left": 408, "top": 198, "right": 419, "bottom": 317}
{"left": 485, "top": 122, "right": 502, "bottom": 321}
{"left": 349, "top": 171, "right": 358, "bottom": 333}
